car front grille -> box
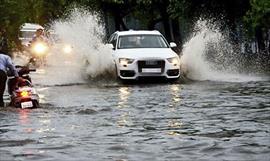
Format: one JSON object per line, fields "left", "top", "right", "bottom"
{"left": 138, "top": 60, "right": 165, "bottom": 73}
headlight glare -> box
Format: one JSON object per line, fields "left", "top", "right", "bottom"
{"left": 32, "top": 42, "right": 48, "bottom": 55}
{"left": 63, "top": 44, "right": 72, "bottom": 54}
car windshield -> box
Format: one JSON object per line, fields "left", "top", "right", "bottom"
{"left": 118, "top": 35, "right": 169, "bottom": 49}
{"left": 20, "top": 31, "right": 36, "bottom": 39}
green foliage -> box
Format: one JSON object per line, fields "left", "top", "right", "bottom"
{"left": 245, "top": 0, "right": 270, "bottom": 28}
{"left": 0, "top": 0, "right": 26, "bottom": 51}
{"left": 168, "top": 0, "right": 190, "bottom": 19}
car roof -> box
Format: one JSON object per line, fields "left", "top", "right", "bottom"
{"left": 20, "top": 23, "right": 44, "bottom": 32}
{"left": 116, "top": 30, "right": 162, "bottom": 36}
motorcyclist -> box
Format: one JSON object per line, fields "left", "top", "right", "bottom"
{"left": 31, "top": 28, "right": 48, "bottom": 44}
{"left": 0, "top": 52, "right": 19, "bottom": 107}
{"left": 28, "top": 28, "right": 49, "bottom": 66}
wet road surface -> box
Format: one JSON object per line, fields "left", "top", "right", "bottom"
{"left": 0, "top": 75, "right": 270, "bottom": 161}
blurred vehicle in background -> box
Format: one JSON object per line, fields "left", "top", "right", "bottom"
{"left": 19, "top": 23, "right": 49, "bottom": 67}
{"left": 28, "top": 27, "right": 50, "bottom": 67}
{"left": 19, "top": 23, "right": 73, "bottom": 67}
{"left": 28, "top": 40, "right": 49, "bottom": 67}
{"left": 48, "top": 31, "right": 73, "bottom": 55}
{"left": 19, "top": 23, "right": 44, "bottom": 48}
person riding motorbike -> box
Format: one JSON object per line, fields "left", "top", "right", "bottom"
{"left": 31, "top": 28, "right": 48, "bottom": 43}
{"left": 28, "top": 28, "right": 49, "bottom": 66}
{"left": 0, "top": 52, "right": 19, "bottom": 107}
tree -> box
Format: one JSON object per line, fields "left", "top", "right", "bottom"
{"left": 245, "top": 0, "right": 270, "bottom": 52}
{"left": 76, "top": 0, "right": 136, "bottom": 31}
{"left": 169, "top": 0, "right": 251, "bottom": 36}
{"left": 0, "top": 0, "right": 27, "bottom": 53}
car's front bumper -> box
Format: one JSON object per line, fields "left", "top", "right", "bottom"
{"left": 116, "top": 59, "right": 180, "bottom": 80}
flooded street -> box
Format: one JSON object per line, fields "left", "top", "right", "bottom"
{"left": 1, "top": 73, "right": 269, "bottom": 160}
{"left": 1, "top": 9, "right": 269, "bottom": 161}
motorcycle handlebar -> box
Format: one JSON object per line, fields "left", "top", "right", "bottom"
{"left": 15, "top": 65, "right": 23, "bottom": 68}
{"left": 15, "top": 66, "right": 36, "bottom": 75}
{"left": 29, "top": 69, "right": 36, "bottom": 72}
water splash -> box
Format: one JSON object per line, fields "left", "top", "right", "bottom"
{"left": 180, "top": 20, "right": 269, "bottom": 82}
{"left": 34, "top": 9, "right": 115, "bottom": 86}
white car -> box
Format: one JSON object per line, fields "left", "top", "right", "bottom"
{"left": 19, "top": 23, "right": 44, "bottom": 47}
{"left": 108, "top": 30, "right": 180, "bottom": 80}
{"left": 19, "top": 23, "right": 73, "bottom": 55}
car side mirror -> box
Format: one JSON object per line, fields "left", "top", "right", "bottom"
{"left": 170, "top": 42, "right": 177, "bottom": 48}
{"left": 106, "top": 43, "right": 115, "bottom": 50}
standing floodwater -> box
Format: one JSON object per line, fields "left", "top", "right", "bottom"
{"left": 0, "top": 80, "right": 269, "bottom": 161}
{"left": 1, "top": 11, "right": 270, "bottom": 161}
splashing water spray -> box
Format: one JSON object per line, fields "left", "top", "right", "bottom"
{"left": 52, "top": 9, "right": 114, "bottom": 75}
{"left": 34, "top": 9, "right": 115, "bottom": 86}
{"left": 180, "top": 20, "right": 267, "bottom": 82}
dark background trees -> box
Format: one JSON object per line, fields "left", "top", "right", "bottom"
{"left": 0, "top": 0, "right": 269, "bottom": 54}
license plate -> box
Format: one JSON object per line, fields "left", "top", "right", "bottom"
{"left": 145, "top": 61, "right": 158, "bottom": 65}
{"left": 142, "top": 68, "right": 161, "bottom": 73}
{"left": 21, "top": 101, "right": 33, "bottom": 109}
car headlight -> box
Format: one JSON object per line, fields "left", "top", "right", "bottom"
{"left": 167, "top": 57, "right": 179, "bottom": 66}
{"left": 32, "top": 42, "right": 48, "bottom": 55}
{"left": 63, "top": 44, "right": 72, "bottom": 54}
{"left": 119, "top": 58, "right": 134, "bottom": 66}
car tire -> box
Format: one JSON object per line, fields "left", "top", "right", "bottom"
{"left": 167, "top": 77, "right": 180, "bottom": 84}
{"left": 115, "top": 64, "right": 121, "bottom": 81}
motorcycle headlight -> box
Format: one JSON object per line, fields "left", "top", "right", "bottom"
{"left": 119, "top": 58, "right": 134, "bottom": 66}
{"left": 167, "top": 57, "right": 179, "bottom": 66}
{"left": 63, "top": 44, "right": 72, "bottom": 54}
{"left": 32, "top": 43, "right": 48, "bottom": 55}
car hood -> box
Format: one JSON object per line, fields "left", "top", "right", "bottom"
{"left": 113, "top": 48, "right": 178, "bottom": 59}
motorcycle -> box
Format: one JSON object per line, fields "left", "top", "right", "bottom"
{"left": 28, "top": 41, "right": 49, "bottom": 67}
{"left": 8, "top": 66, "right": 40, "bottom": 109}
